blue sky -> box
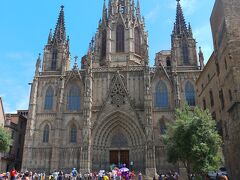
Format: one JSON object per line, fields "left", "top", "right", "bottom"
{"left": 0, "top": 0, "right": 215, "bottom": 113}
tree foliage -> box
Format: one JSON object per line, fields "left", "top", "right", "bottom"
{"left": 0, "top": 127, "right": 12, "bottom": 152}
{"left": 164, "top": 105, "right": 223, "bottom": 179}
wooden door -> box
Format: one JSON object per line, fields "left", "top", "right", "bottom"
{"left": 110, "top": 150, "right": 119, "bottom": 165}
{"left": 120, "top": 150, "right": 129, "bottom": 167}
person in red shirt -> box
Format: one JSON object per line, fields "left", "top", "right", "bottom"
{"left": 10, "top": 168, "right": 17, "bottom": 180}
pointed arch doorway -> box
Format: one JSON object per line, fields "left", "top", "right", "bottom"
{"left": 92, "top": 112, "right": 146, "bottom": 171}
{"left": 109, "top": 132, "right": 130, "bottom": 168}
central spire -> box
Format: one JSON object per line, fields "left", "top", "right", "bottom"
{"left": 174, "top": 0, "right": 188, "bottom": 35}
{"left": 53, "top": 5, "right": 66, "bottom": 44}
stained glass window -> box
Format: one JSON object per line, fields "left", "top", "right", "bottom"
{"left": 43, "top": 125, "right": 49, "bottom": 143}
{"left": 51, "top": 49, "right": 58, "bottom": 70}
{"left": 185, "top": 81, "right": 196, "bottom": 106}
{"left": 70, "top": 125, "right": 77, "bottom": 143}
{"left": 156, "top": 81, "right": 169, "bottom": 108}
{"left": 134, "top": 27, "right": 141, "bottom": 55}
{"left": 116, "top": 24, "right": 125, "bottom": 52}
{"left": 44, "top": 86, "right": 54, "bottom": 110}
{"left": 67, "top": 86, "right": 80, "bottom": 111}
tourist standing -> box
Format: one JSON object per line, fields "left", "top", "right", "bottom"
{"left": 10, "top": 168, "right": 17, "bottom": 180}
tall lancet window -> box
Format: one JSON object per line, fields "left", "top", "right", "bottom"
{"left": 51, "top": 49, "right": 58, "bottom": 70}
{"left": 44, "top": 86, "right": 54, "bottom": 110}
{"left": 116, "top": 24, "right": 125, "bottom": 52}
{"left": 101, "top": 29, "right": 107, "bottom": 58}
{"left": 119, "top": 0, "right": 125, "bottom": 13}
{"left": 182, "top": 40, "right": 189, "bottom": 65}
{"left": 185, "top": 81, "right": 196, "bottom": 106}
{"left": 156, "top": 81, "right": 169, "bottom": 108}
{"left": 134, "top": 27, "right": 141, "bottom": 55}
{"left": 70, "top": 125, "right": 77, "bottom": 143}
{"left": 67, "top": 86, "right": 80, "bottom": 111}
{"left": 43, "top": 125, "right": 50, "bottom": 143}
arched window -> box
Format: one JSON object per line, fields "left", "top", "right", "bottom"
{"left": 159, "top": 121, "right": 167, "bottom": 135}
{"left": 51, "top": 49, "right": 57, "bottom": 70}
{"left": 116, "top": 24, "right": 124, "bottom": 52}
{"left": 166, "top": 57, "right": 171, "bottom": 67}
{"left": 185, "top": 81, "right": 196, "bottom": 106}
{"left": 44, "top": 86, "right": 54, "bottom": 110}
{"left": 101, "top": 29, "right": 107, "bottom": 58}
{"left": 156, "top": 81, "right": 169, "bottom": 108}
{"left": 134, "top": 27, "right": 141, "bottom": 55}
{"left": 209, "top": 90, "right": 214, "bottom": 107}
{"left": 43, "top": 125, "right": 49, "bottom": 143}
{"left": 70, "top": 125, "right": 77, "bottom": 143}
{"left": 182, "top": 40, "right": 189, "bottom": 65}
{"left": 67, "top": 86, "right": 80, "bottom": 111}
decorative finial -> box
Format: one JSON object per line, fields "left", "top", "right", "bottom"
{"left": 176, "top": 0, "right": 180, "bottom": 2}
{"left": 73, "top": 56, "right": 78, "bottom": 69}
{"left": 38, "top": 53, "right": 41, "bottom": 58}
{"left": 61, "top": 5, "right": 64, "bottom": 9}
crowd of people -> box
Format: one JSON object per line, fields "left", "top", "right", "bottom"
{"left": 0, "top": 167, "right": 228, "bottom": 180}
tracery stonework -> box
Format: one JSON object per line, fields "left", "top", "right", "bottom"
{"left": 22, "top": 0, "right": 203, "bottom": 177}
{"left": 110, "top": 74, "right": 126, "bottom": 107}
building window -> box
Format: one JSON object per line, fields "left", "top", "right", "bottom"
{"left": 166, "top": 57, "right": 171, "bottom": 67}
{"left": 70, "top": 125, "right": 77, "bottom": 143}
{"left": 203, "top": 98, "right": 206, "bottom": 110}
{"left": 216, "top": 62, "right": 220, "bottom": 76}
{"left": 185, "top": 81, "right": 196, "bottom": 106}
{"left": 229, "top": 89, "right": 233, "bottom": 102}
{"left": 155, "top": 81, "right": 169, "bottom": 108}
{"left": 224, "top": 58, "right": 228, "bottom": 70}
{"left": 159, "top": 121, "right": 167, "bottom": 135}
{"left": 67, "top": 86, "right": 81, "bottom": 111}
{"left": 209, "top": 90, "right": 214, "bottom": 107}
{"left": 116, "top": 24, "right": 124, "bottom": 52}
{"left": 211, "top": 112, "right": 216, "bottom": 120}
{"left": 11, "top": 130, "right": 14, "bottom": 139}
{"left": 51, "top": 49, "right": 58, "bottom": 70}
{"left": 219, "top": 89, "right": 225, "bottom": 109}
{"left": 182, "top": 40, "right": 189, "bottom": 65}
{"left": 44, "top": 86, "right": 54, "bottom": 110}
{"left": 101, "top": 29, "right": 107, "bottom": 58}
{"left": 43, "top": 125, "right": 49, "bottom": 143}
{"left": 134, "top": 27, "right": 141, "bottom": 55}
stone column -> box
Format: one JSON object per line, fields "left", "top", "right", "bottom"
{"left": 143, "top": 66, "right": 156, "bottom": 177}
{"left": 80, "top": 44, "right": 93, "bottom": 173}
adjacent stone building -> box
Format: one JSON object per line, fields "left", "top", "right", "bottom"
{"left": 22, "top": 0, "right": 203, "bottom": 176}
{"left": 0, "top": 111, "right": 27, "bottom": 172}
{"left": 196, "top": 0, "right": 240, "bottom": 178}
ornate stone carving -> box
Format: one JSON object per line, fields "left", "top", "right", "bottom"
{"left": 110, "top": 73, "right": 127, "bottom": 107}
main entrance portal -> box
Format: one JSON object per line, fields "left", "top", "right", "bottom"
{"left": 110, "top": 150, "right": 129, "bottom": 168}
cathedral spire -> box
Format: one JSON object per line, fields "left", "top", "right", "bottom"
{"left": 188, "top": 22, "right": 193, "bottom": 37}
{"left": 174, "top": 0, "right": 188, "bottom": 35}
{"left": 198, "top": 47, "right": 205, "bottom": 69}
{"left": 136, "top": 0, "right": 141, "bottom": 17}
{"left": 108, "top": 0, "right": 113, "bottom": 16}
{"left": 53, "top": 5, "right": 66, "bottom": 44}
{"left": 47, "top": 29, "right": 52, "bottom": 44}
{"left": 102, "top": 0, "right": 108, "bottom": 22}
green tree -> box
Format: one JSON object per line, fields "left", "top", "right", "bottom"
{"left": 164, "top": 105, "right": 223, "bottom": 180}
{"left": 0, "top": 127, "right": 12, "bottom": 152}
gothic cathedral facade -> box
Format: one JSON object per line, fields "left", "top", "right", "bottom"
{"left": 22, "top": 0, "right": 204, "bottom": 176}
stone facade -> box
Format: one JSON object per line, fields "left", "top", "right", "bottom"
{"left": 196, "top": 0, "right": 240, "bottom": 178}
{"left": 22, "top": 0, "right": 203, "bottom": 176}
{"left": 0, "top": 112, "right": 27, "bottom": 172}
